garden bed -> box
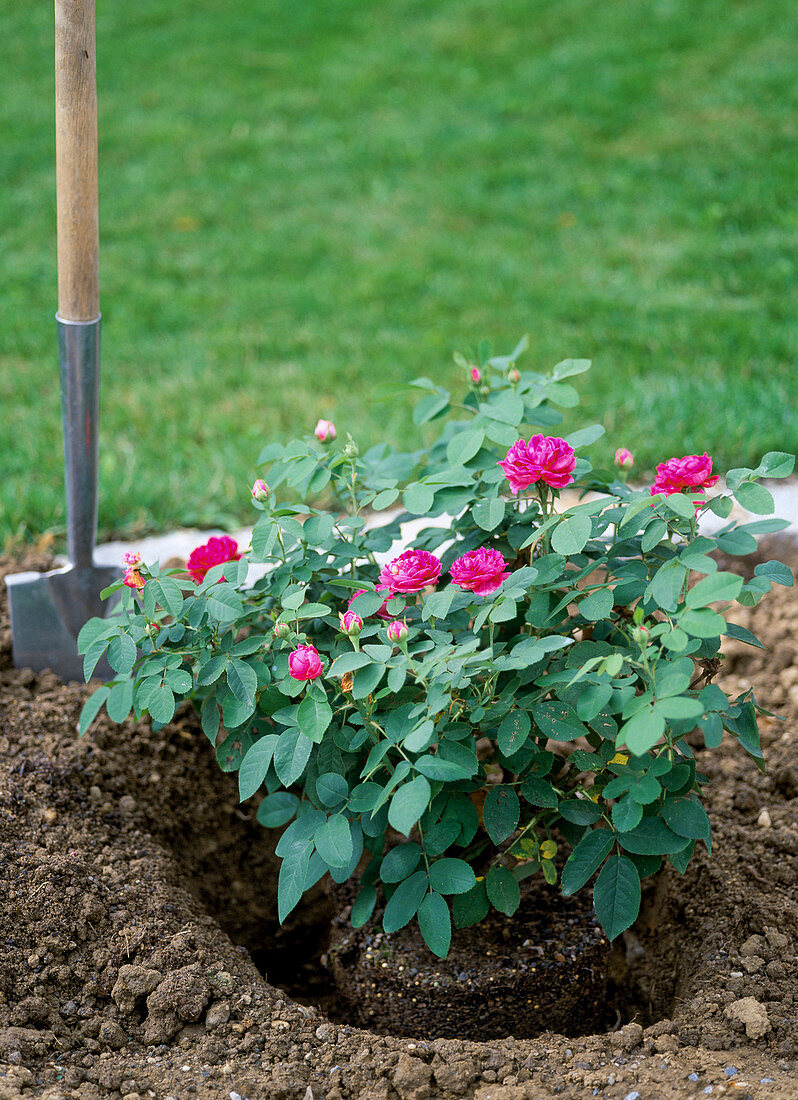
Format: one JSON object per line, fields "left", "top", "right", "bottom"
{"left": 1, "top": 544, "right": 797, "bottom": 1100}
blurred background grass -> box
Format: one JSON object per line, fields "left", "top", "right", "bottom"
{"left": 1, "top": 0, "right": 797, "bottom": 547}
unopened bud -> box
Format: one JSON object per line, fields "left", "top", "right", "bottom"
{"left": 146, "top": 622, "right": 160, "bottom": 639}
{"left": 508, "top": 368, "right": 520, "bottom": 384}
{"left": 470, "top": 366, "right": 481, "bottom": 384}
{"left": 273, "top": 621, "right": 292, "bottom": 640}
{"left": 251, "top": 478, "right": 270, "bottom": 503}
{"left": 387, "top": 620, "right": 409, "bottom": 644}
{"left": 343, "top": 434, "right": 359, "bottom": 460}
{"left": 615, "top": 448, "right": 634, "bottom": 470}
{"left": 339, "top": 610, "right": 363, "bottom": 636}
{"left": 314, "top": 419, "right": 336, "bottom": 443}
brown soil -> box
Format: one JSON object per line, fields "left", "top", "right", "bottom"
{"left": 1, "top": 542, "right": 797, "bottom": 1100}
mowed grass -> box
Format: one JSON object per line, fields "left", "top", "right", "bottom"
{"left": 1, "top": 0, "right": 797, "bottom": 546}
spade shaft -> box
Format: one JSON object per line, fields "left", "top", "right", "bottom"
{"left": 5, "top": 0, "right": 118, "bottom": 680}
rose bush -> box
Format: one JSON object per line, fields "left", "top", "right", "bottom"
{"left": 78, "top": 338, "right": 795, "bottom": 959}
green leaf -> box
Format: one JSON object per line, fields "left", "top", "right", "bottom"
{"left": 561, "top": 829, "right": 614, "bottom": 895}
{"left": 156, "top": 576, "right": 184, "bottom": 616}
{"left": 351, "top": 885, "right": 377, "bottom": 927}
{"left": 78, "top": 686, "right": 110, "bottom": 735}
{"left": 734, "top": 481, "right": 774, "bottom": 515}
{"left": 619, "top": 706, "right": 665, "bottom": 755}
{"left": 551, "top": 512, "right": 592, "bottom": 555}
{"left": 428, "top": 858, "right": 477, "bottom": 895}
{"left": 197, "top": 655, "right": 227, "bottom": 686}
{"left": 533, "top": 701, "right": 589, "bottom": 742}
{"left": 486, "top": 865, "right": 521, "bottom": 916}
{"left": 388, "top": 776, "right": 432, "bottom": 836}
{"left": 107, "top": 633, "right": 137, "bottom": 676}
{"left": 205, "top": 582, "right": 245, "bottom": 621}
{"left": 447, "top": 428, "right": 485, "bottom": 465}
{"left": 473, "top": 497, "right": 505, "bottom": 532}
{"left": 315, "top": 814, "right": 353, "bottom": 868}
{"left": 611, "top": 794, "right": 643, "bottom": 833}
{"left": 413, "top": 391, "right": 450, "bottom": 425}
{"left": 106, "top": 678, "right": 134, "bottom": 723}
{"left": 403, "top": 483, "right": 435, "bottom": 514}
{"left": 648, "top": 561, "right": 687, "bottom": 613}
{"left": 559, "top": 799, "right": 602, "bottom": 825}
{"left": 497, "top": 710, "right": 531, "bottom": 756}
{"left": 716, "top": 528, "right": 758, "bottom": 556}
{"left": 145, "top": 681, "right": 175, "bottom": 725}
{"left": 669, "top": 840, "right": 696, "bottom": 874}
{"left": 686, "top": 571, "right": 743, "bottom": 608}
{"left": 316, "top": 772, "right": 349, "bottom": 808}
{"left": 418, "top": 892, "right": 451, "bottom": 958}
{"left": 593, "top": 855, "right": 641, "bottom": 940}
{"left": 483, "top": 786, "right": 520, "bottom": 845}
{"left": 256, "top": 791, "right": 299, "bottom": 827}
{"left": 521, "top": 777, "right": 559, "bottom": 809}
{"left": 227, "top": 659, "right": 258, "bottom": 707}
{"left": 201, "top": 698, "right": 220, "bottom": 742}
{"left": 352, "top": 662, "right": 385, "bottom": 700}
{"left": 273, "top": 727, "right": 313, "bottom": 786}
{"left": 383, "top": 870, "right": 428, "bottom": 933}
{"left": 580, "top": 588, "right": 613, "bottom": 621}
{"left": 754, "top": 561, "right": 793, "bottom": 587}
{"left": 679, "top": 607, "right": 726, "bottom": 638}
{"left": 277, "top": 843, "right": 311, "bottom": 922}
{"left": 238, "top": 735, "right": 279, "bottom": 801}
{"left": 758, "top": 451, "right": 795, "bottom": 479}
{"left": 413, "top": 756, "right": 470, "bottom": 781}
{"left": 381, "top": 843, "right": 422, "bottom": 883}
{"left": 619, "top": 817, "right": 692, "bottom": 855}
{"left": 661, "top": 797, "right": 712, "bottom": 849}
{"left": 297, "top": 691, "right": 333, "bottom": 744}
{"left": 452, "top": 880, "right": 489, "bottom": 927}
{"left": 663, "top": 492, "right": 696, "bottom": 519}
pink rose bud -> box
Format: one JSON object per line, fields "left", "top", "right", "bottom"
{"left": 186, "top": 536, "right": 241, "bottom": 584}
{"left": 498, "top": 435, "right": 577, "bottom": 494}
{"left": 251, "top": 478, "right": 270, "bottom": 502}
{"left": 508, "top": 368, "right": 520, "bottom": 383}
{"left": 450, "top": 547, "right": 511, "bottom": 596}
{"left": 386, "top": 620, "right": 408, "bottom": 644}
{"left": 273, "top": 621, "right": 292, "bottom": 640}
{"left": 315, "top": 419, "right": 336, "bottom": 443}
{"left": 339, "top": 610, "right": 363, "bottom": 636}
{"left": 288, "top": 644, "right": 323, "bottom": 681}
{"left": 379, "top": 549, "right": 442, "bottom": 595}
{"left": 470, "top": 366, "right": 481, "bottom": 383}
{"left": 614, "top": 448, "right": 634, "bottom": 470}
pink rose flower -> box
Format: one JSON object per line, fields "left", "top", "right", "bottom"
{"left": 123, "top": 566, "right": 146, "bottom": 590}
{"left": 288, "top": 645, "right": 323, "bottom": 681}
{"left": 348, "top": 584, "right": 393, "bottom": 620}
{"left": 186, "top": 536, "right": 241, "bottom": 584}
{"left": 614, "top": 448, "right": 634, "bottom": 470}
{"left": 650, "top": 453, "right": 719, "bottom": 504}
{"left": 339, "top": 610, "right": 363, "bottom": 636}
{"left": 450, "top": 547, "right": 510, "bottom": 596}
{"left": 470, "top": 366, "right": 481, "bottom": 383}
{"left": 386, "top": 620, "right": 408, "bottom": 644}
{"left": 315, "top": 419, "right": 336, "bottom": 443}
{"left": 379, "top": 550, "right": 442, "bottom": 595}
{"left": 122, "top": 551, "right": 142, "bottom": 568}
{"left": 251, "top": 478, "right": 270, "bottom": 502}
{"left": 498, "top": 435, "right": 576, "bottom": 493}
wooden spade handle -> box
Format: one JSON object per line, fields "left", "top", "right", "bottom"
{"left": 55, "top": 0, "right": 99, "bottom": 321}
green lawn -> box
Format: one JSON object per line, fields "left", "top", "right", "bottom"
{"left": 1, "top": 0, "right": 797, "bottom": 547}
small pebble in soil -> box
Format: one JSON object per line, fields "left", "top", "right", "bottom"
{"left": 689, "top": 1073, "right": 700, "bottom": 1081}
{"left": 723, "top": 1066, "right": 738, "bottom": 1076}
{"left": 757, "top": 808, "right": 772, "bottom": 827}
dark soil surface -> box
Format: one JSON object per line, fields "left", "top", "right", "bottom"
{"left": 328, "top": 878, "right": 612, "bottom": 1041}
{"left": 1, "top": 542, "right": 798, "bottom": 1099}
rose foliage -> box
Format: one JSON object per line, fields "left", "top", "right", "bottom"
{"left": 79, "top": 339, "right": 795, "bottom": 958}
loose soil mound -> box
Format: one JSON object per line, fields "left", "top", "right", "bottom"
{"left": 1, "top": 544, "right": 797, "bottom": 1100}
